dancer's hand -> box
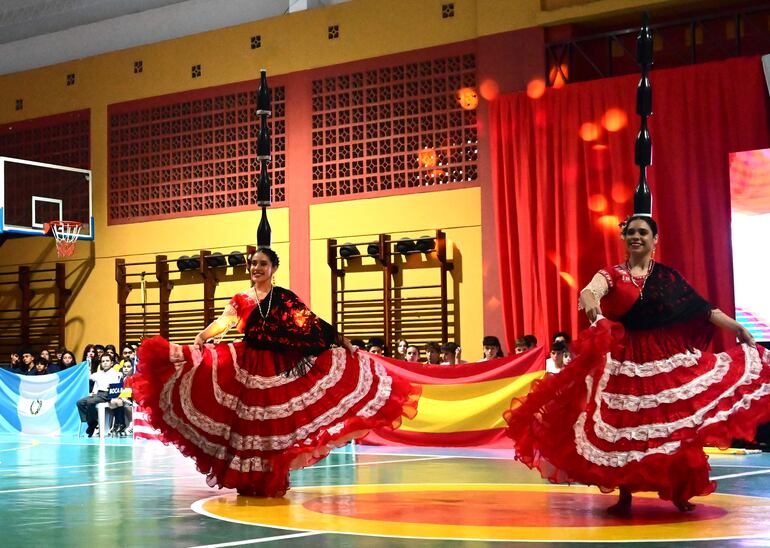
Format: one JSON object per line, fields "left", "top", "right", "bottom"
{"left": 193, "top": 333, "right": 206, "bottom": 350}
{"left": 736, "top": 325, "right": 756, "bottom": 348}
{"left": 586, "top": 305, "right": 602, "bottom": 324}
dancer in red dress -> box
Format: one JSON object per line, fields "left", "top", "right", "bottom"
{"left": 134, "top": 247, "right": 419, "bottom": 497}
{"left": 504, "top": 215, "right": 769, "bottom": 514}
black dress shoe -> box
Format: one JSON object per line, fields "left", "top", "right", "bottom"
{"left": 86, "top": 423, "right": 96, "bottom": 437}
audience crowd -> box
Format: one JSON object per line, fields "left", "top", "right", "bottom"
{"left": 2, "top": 329, "right": 572, "bottom": 439}
{"left": 3, "top": 342, "right": 139, "bottom": 438}
{"left": 348, "top": 329, "right": 572, "bottom": 370}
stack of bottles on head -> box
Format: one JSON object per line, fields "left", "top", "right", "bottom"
{"left": 256, "top": 69, "right": 272, "bottom": 247}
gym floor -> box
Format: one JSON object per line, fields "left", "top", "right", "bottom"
{"left": 2, "top": 434, "right": 769, "bottom": 547}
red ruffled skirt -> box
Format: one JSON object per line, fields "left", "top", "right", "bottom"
{"left": 504, "top": 319, "right": 770, "bottom": 503}
{"left": 134, "top": 337, "right": 420, "bottom": 497}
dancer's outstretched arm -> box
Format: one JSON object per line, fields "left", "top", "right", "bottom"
{"left": 579, "top": 273, "right": 609, "bottom": 323}
{"left": 710, "top": 309, "right": 755, "bottom": 347}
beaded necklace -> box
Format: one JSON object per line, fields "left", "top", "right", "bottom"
{"left": 254, "top": 286, "right": 274, "bottom": 328}
{"left": 625, "top": 259, "right": 654, "bottom": 299}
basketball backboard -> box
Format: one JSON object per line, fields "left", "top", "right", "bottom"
{"left": 0, "top": 156, "right": 93, "bottom": 239}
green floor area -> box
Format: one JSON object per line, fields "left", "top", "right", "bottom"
{"left": 1, "top": 435, "right": 769, "bottom": 547}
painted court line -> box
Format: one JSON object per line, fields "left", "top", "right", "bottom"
{"left": 0, "top": 441, "right": 39, "bottom": 453}
{"left": 0, "top": 474, "right": 200, "bottom": 494}
{"left": 350, "top": 449, "right": 515, "bottom": 460}
{"left": 710, "top": 469, "right": 770, "bottom": 481}
{"left": 192, "top": 483, "right": 770, "bottom": 544}
{"left": 188, "top": 531, "right": 323, "bottom": 547}
{"left": 309, "top": 455, "right": 452, "bottom": 469}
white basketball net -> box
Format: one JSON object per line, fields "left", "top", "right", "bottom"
{"left": 49, "top": 221, "right": 82, "bottom": 257}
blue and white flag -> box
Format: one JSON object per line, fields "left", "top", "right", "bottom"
{"left": 0, "top": 365, "right": 89, "bottom": 435}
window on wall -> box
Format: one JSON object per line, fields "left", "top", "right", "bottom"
{"left": 310, "top": 53, "right": 478, "bottom": 199}
{"left": 108, "top": 86, "right": 286, "bottom": 223}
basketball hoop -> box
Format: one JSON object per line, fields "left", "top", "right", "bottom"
{"left": 44, "top": 220, "right": 82, "bottom": 257}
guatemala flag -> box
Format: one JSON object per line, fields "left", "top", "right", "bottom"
{"left": 0, "top": 365, "right": 89, "bottom": 435}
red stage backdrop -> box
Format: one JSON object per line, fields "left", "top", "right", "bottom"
{"left": 489, "top": 55, "right": 770, "bottom": 354}
{"left": 362, "top": 348, "right": 545, "bottom": 448}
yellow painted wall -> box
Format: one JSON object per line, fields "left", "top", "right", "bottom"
{"left": 310, "top": 187, "right": 482, "bottom": 358}
{"left": 0, "top": 0, "right": 705, "bottom": 357}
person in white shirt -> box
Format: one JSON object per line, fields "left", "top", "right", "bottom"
{"left": 77, "top": 354, "right": 122, "bottom": 437}
{"left": 545, "top": 340, "right": 570, "bottom": 374}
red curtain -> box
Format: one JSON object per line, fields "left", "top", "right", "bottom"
{"left": 489, "top": 56, "right": 770, "bottom": 352}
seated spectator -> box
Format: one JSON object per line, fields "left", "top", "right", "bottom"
{"left": 440, "top": 342, "right": 466, "bottom": 365}
{"left": 545, "top": 331, "right": 572, "bottom": 372}
{"left": 366, "top": 337, "right": 386, "bottom": 355}
{"left": 350, "top": 338, "right": 366, "bottom": 351}
{"left": 28, "top": 356, "right": 49, "bottom": 375}
{"left": 395, "top": 338, "right": 409, "bottom": 360}
{"left": 546, "top": 340, "right": 570, "bottom": 374}
{"left": 424, "top": 342, "right": 442, "bottom": 364}
{"left": 551, "top": 331, "right": 571, "bottom": 346}
{"left": 514, "top": 337, "right": 528, "bottom": 354}
{"left": 77, "top": 353, "right": 122, "bottom": 437}
{"left": 514, "top": 335, "right": 538, "bottom": 354}
{"left": 116, "top": 345, "right": 137, "bottom": 373}
{"left": 104, "top": 344, "right": 117, "bottom": 360}
{"left": 19, "top": 349, "right": 35, "bottom": 374}
{"left": 481, "top": 336, "right": 504, "bottom": 361}
{"left": 56, "top": 346, "right": 67, "bottom": 362}
{"left": 109, "top": 363, "right": 135, "bottom": 436}
{"left": 40, "top": 349, "right": 51, "bottom": 363}
{"left": 49, "top": 350, "right": 77, "bottom": 373}
{"left": 93, "top": 344, "right": 105, "bottom": 360}
{"left": 8, "top": 351, "right": 21, "bottom": 372}
{"left": 405, "top": 345, "right": 421, "bottom": 363}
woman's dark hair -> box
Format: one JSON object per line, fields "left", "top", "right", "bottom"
{"left": 551, "top": 331, "right": 571, "bottom": 344}
{"left": 621, "top": 215, "right": 658, "bottom": 237}
{"left": 105, "top": 344, "right": 117, "bottom": 354}
{"left": 100, "top": 352, "right": 116, "bottom": 365}
{"left": 251, "top": 247, "right": 280, "bottom": 268}
{"left": 550, "top": 340, "right": 568, "bottom": 353}
{"left": 482, "top": 335, "right": 504, "bottom": 357}
{"left": 424, "top": 342, "right": 441, "bottom": 353}
{"left": 523, "top": 334, "right": 538, "bottom": 348}
{"left": 441, "top": 342, "right": 460, "bottom": 353}
{"left": 366, "top": 337, "right": 385, "bottom": 349}
{"left": 60, "top": 351, "right": 77, "bottom": 367}
{"left": 81, "top": 344, "right": 94, "bottom": 362}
